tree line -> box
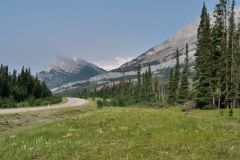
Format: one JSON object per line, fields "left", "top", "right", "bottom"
{"left": 77, "top": 64, "right": 169, "bottom": 107}
{"left": 193, "top": 0, "right": 240, "bottom": 108}
{"left": 0, "top": 65, "right": 60, "bottom": 108}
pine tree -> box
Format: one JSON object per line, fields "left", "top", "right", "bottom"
{"left": 193, "top": 3, "right": 212, "bottom": 107}
{"left": 11, "top": 70, "right": 17, "bottom": 87}
{"left": 136, "top": 64, "right": 142, "bottom": 103}
{"left": 227, "top": 0, "right": 236, "bottom": 108}
{"left": 0, "top": 64, "right": 53, "bottom": 103}
{"left": 147, "top": 65, "right": 154, "bottom": 102}
{"left": 234, "top": 22, "right": 240, "bottom": 107}
{"left": 210, "top": 0, "right": 228, "bottom": 108}
{"left": 154, "top": 76, "right": 160, "bottom": 102}
{"left": 142, "top": 65, "right": 153, "bottom": 102}
{"left": 173, "top": 48, "right": 180, "bottom": 98}
{"left": 167, "top": 68, "right": 175, "bottom": 104}
{"left": 179, "top": 43, "right": 190, "bottom": 103}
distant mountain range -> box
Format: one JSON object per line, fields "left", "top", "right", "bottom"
{"left": 41, "top": 8, "right": 240, "bottom": 93}
{"left": 38, "top": 55, "right": 106, "bottom": 89}
{"left": 49, "top": 18, "right": 201, "bottom": 93}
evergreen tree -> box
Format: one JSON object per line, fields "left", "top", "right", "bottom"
{"left": 173, "top": 48, "right": 180, "bottom": 101}
{"left": 193, "top": 3, "right": 212, "bottom": 107}
{"left": 167, "top": 68, "right": 175, "bottom": 104}
{"left": 211, "top": 0, "right": 228, "bottom": 108}
{"left": 227, "top": 0, "right": 236, "bottom": 108}
{"left": 147, "top": 65, "right": 154, "bottom": 102}
{"left": 179, "top": 43, "right": 190, "bottom": 102}
{"left": 0, "top": 66, "right": 10, "bottom": 98}
{"left": 0, "top": 64, "right": 53, "bottom": 104}
{"left": 222, "top": 0, "right": 234, "bottom": 108}
{"left": 174, "top": 49, "right": 180, "bottom": 96}
{"left": 234, "top": 22, "right": 240, "bottom": 107}
{"left": 136, "top": 64, "right": 142, "bottom": 103}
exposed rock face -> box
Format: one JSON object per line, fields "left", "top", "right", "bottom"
{"left": 38, "top": 55, "right": 106, "bottom": 89}
{"left": 118, "top": 20, "right": 199, "bottom": 71}
{"left": 118, "top": 8, "right": 240, "bottom": 71}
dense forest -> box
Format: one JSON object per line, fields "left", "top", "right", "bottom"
{"left": 0, "top": 65, "right": 61, "bottom": 108}
{"left": 193, "top": 0, "right": 240, "bottom": 108}
{"left": 77, "top": 0, "right": 240, "bottom": 110}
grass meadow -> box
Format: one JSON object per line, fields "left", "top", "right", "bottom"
{"left": 0, "top": 102, "right": 240, "bottom": 159}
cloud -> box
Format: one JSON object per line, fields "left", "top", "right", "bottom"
{"left": 92, "top": 57, "right": 133, "bottom": 71}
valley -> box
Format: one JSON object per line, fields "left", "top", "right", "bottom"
{"left": 1, "top": 0, "right": 240, "bottom": 159}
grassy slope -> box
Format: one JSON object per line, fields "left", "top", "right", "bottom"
{"left": 0, "top": 106, "right": 240, "bottom": 160}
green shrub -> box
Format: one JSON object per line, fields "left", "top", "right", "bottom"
{"left": 0, "top": 97, "right": 17, "bottom": 108}
{"left": 118, "top": 98, "right": 126, "bottom": 107}
{"left": 202, "top": 104, "right": 217, "bottom": 110}
{"left": 0, "top": 96, "right": 62, "bottom": 108}
{"left": 17, "top": 101, "right": 30, "bottom": 107}
{"left": 102, "top": 99, "right": 109, "bottom": 106}
{"left": 97, "top": 100, "right": 103, "bottom": 109}
{"left": 33, "top": 99, "right": 42, "bottom": 106}
{"left": 182, "top": 108, "right": 190, "bottom": 112}
{"left": 111, "top": 99, "right": 118, "bottom": 107}
{"left": 228, "top": 109, "right": 233, "bottom": 117}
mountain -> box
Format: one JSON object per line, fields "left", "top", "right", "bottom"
{"left": 38, "top": 55, "right": 107, "bottom": 89}
{"left": 117, "top": 20, "right": 199, "bottom": 71}
{"left": 52, "top": 8, "right": 240, "bottom": 94}
{"left": 118, "top": 8, "right": 240, "bottom": 71}
{"left": 52, "top": 19, "right": 200, "bottom": 93}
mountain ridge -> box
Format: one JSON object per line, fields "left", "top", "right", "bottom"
{"left": 49, "top": 8, "right": 240, "bottom": 93}
{"left": 117, "top": 7, "right": 240, "bottom": 70}
{"left": 38, "top": 55, "right": 106, "bottom": 89}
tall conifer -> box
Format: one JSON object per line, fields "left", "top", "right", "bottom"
{"left": 179, "top": 43, "right": 190, "bottom": 102}
{"left": 167, "top": 68, "right": 175, "bottom": 104}
{"left": 173, "top": 48, "right": 180, "bottom": 101}
{"left": 193, "top": 3, "right": 212, "bottom": 107}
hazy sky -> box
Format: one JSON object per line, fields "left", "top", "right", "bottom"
{"left": 0, "top": 0, "right": 220, "bottom": 73}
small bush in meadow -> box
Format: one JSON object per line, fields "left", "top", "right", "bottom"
{"left": 202, "top": 104, "right": 217, "bottom": 110}
{"left": 228, "top": 109, "right": 233, "bottom": 117}
{"left": 97, "top": 100, "right": 103, "bottom": 109}
{"left": 0, "top": 97, "right": 17, "bottom": 108}
{"left": 102, "top": 99, "right": 109, "bottom": 106}
{"left": 111, "top": 99, "right": 118, "bottom": 107}
{"left": 118, "top": 98, "right": 126, "bottom": 107}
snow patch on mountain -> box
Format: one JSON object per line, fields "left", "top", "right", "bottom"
{"left": 92, "top": 57, "right": 133, "bottom": 71}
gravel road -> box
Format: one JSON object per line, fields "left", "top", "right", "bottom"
{"left": 0, "top": 97, "right": 87, "bottom": 115}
